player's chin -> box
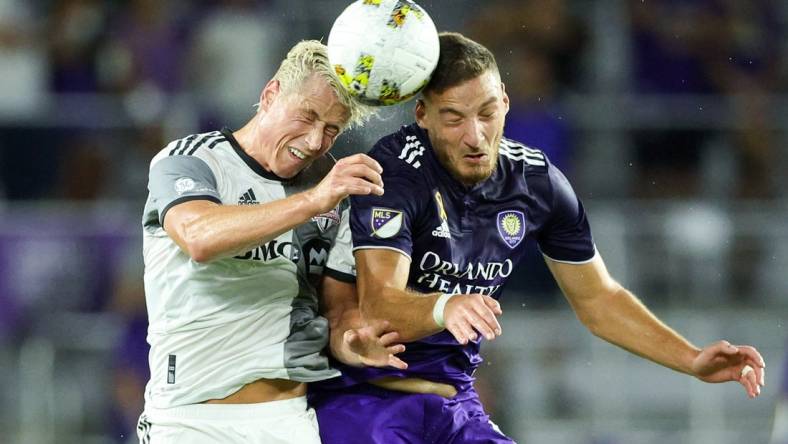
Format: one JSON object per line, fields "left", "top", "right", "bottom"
{"left": 277, "top": 158, "right": 313, "bottom": 179}
{"left": 459, "top": 165, "right": 495, "bottom": 184}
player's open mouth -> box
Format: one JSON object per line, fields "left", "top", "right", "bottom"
{"left": 289, "top": 147, "right": 307, "bottom": 160}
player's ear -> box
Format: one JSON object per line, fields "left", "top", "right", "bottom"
{"left": 259, "top": 79, "right": 281, "bottom": 112}
{"left": 501, "top": 82, "right": 510, "bottom": 114}
{"left": 415, "top": 99, "right": 427, "bottom": 126}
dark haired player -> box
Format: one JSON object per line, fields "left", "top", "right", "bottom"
{"left": 310, "top": 32, "right": 766, "bottom": 443}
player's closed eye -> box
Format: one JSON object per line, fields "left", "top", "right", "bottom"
{"left": 479, "top": 110, "right": 496, "bottom": 120}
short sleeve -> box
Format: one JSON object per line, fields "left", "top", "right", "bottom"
{"left": 325, "top": 207, "right": 356, "bottom": 283}
{"left": 349, "top": 173, "right": 423, "bottom": 261}
{"left": 536, "top": 164, "right": 596, "bottom": 263}
{"left": 145, "top": 155, "right": 222, "bottom": 227}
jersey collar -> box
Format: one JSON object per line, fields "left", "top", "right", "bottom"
{"left": 221, "top": 127, "right": 288, "bottom": 182}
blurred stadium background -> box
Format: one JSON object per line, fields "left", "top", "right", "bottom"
{"left": 0, "top": 0, "right": 786, "bottom": 443}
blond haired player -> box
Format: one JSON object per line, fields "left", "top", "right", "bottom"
{"left": 138, "top": 40, "right": 405, "bottom": 444}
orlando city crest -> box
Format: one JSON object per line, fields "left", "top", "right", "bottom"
{"left": 497, "top": 210, "right": 525, "bottom": 249}
{"left": 371, "top": 208, "right": 403, "bottom": 239}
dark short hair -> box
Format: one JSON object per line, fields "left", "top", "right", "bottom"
{"left": 422, "top": 32, "right": 499, "bottom": 96}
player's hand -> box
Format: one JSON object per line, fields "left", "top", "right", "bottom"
{"left": 344, "top": 320, "right": 408, "bottom": 370}
{"left": 442, "top": 294, "right": 503, "bottom": 345}
{"left": 307, "top": 153, "right": 384, "bottom": 213}
{"left": 690, "top": 340, "right": 766, "bottom": 398}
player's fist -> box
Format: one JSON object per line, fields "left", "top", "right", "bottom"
{"left": 442, "top": 294, "right": 503, "bottom": 345}
{"left": 307, "top": 153, "right": 384, "bottom": 213}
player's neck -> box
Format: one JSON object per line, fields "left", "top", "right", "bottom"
{"left": 233, "top": 119, "right": 273, "bottom": 173}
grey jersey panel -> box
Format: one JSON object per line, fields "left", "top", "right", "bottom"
{"left": 143, "top": 155, "right": 222, "bottom": 229}
{"left": 281, "top": 155, "right": 351, "bottom": 379}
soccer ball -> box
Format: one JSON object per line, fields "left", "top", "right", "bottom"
{"left": 327, "top": 0, "right": 440, "bottom": 106}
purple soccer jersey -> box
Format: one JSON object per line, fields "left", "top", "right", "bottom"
{"left": 310, "top": 123, "right": 595, "bottom": 443}
{"left": 316, "top": 123, "right": 596, "bottom": 389}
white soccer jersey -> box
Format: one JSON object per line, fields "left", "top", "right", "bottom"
{"left": 141, "top": 128, "right": 354, "bottom": 409}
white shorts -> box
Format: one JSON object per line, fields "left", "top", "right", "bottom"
{"left": 137, "top": 396, "right": 321, "bottom": 444}
{"left": 773, "top": 399, "right": 788, "bottom": 444}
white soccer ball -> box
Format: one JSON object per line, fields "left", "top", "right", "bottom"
{"left": 327, "top": 0, "right": 440, "bottom": 106}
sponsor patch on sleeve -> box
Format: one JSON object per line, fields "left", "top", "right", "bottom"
{"left": 174, "top": 177, "right": 196, "bottom": 195}
{"left": 371, "top": 208, "right": 403, "bottom": 239}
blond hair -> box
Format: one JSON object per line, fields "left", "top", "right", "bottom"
{"left": 272, "top": 40, "right": 374, "bottom": 129}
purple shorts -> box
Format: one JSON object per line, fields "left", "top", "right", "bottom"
{"left": 309, "top": 383, "right": 514, "bottom": 444}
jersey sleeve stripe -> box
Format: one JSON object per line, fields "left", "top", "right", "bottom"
{"left": 174, "top": 134, "right": 198, "bottom": 156}
{"left": 541, "top": 247, "right": 598, "bottom": 265}
{"left": 500, "top": 147, "right": 545, "bottom": 161}
{"left": 169, "top": 138, "right": 185, "bottom": 156}
{"left": 160, "top": 195, "right": 222, "bottom": 226}
{"left": 499, "top": 148, "right": 546, "bottom": 166}
{"left": 351, "top": 245, "right": 412, "bottom": 262}
{"left": 204, "top": 135, "right": 226, "bottom": 152}
{"left": 170, "top": 133, "right": 203, "bottom": 156}
{"left": 184, "top": 133, "right": 221, "bottom": 156}
{"left": 501, "top": 138, "right": 544, "bottom": 156}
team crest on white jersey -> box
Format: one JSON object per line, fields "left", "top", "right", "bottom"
{"left": 371, "top": 208, "right": 403, "bottom": 239}
{"left": 312, "top": 207, "right": 341, "bottom": 233}
{"left": 431, "top": 191, "right": 451, "bottom": 239}
{"left": 497, "top": 210, "right": 525, "bottom": 249}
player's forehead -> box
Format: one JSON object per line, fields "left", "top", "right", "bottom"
{"left": 427, "top": 70, "right": 503, "bottom": 113}
{"left": 289, "top": 75, "right": 350, "bottom": 127}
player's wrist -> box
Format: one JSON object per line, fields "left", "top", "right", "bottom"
{"left": 432, "top": 293, "right": 455, "bottom": 328}
{"left": 301, "top": 187, "right": 329, "bottom": 215}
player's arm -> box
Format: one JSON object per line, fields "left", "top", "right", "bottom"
{"left": 162, "top": 154, "right": 383, "bottom": 262}
{"left": 355, "top": 248, "right": 502, "bottom": 344}
{"left": 546, "top": 254, "right": 766, "bottom": 397}
{"left": 319, "top": 275, "right": 406, "bottom": 369}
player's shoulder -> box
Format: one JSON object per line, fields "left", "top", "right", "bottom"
{"left": 150, "top": 130, "right": 227, "bottom": 169}
{"left": 497, "top": 137, "right": 549, "bottom": 175}
{"left": 368, "top": 123, "right": 431, "bottom": 174}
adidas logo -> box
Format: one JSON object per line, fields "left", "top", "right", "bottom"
{"left": 432, "top": 220, "right": 451, "bottom": 239}
{"left": 238, "top": 188, "right": 259, "bottom": 205}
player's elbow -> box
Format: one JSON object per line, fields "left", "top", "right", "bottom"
{"left": 180, "top": 231, "right": 219, "bottom": 263}
{"left": 572, "top": 285, "right": 626, "bottom": 337}
{"left": 574, "top": 309, "right": 603, "bottom": 335}
{"left": 188, "top": 245, "right": 216, "bottom": 263}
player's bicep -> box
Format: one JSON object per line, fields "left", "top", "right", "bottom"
{"left": 163, "top": 199, "right": 221, "bottom": 253}
{"left": 354, "top": 248, "right": 411, "bottom": 304}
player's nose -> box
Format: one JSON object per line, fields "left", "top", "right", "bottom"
{"left": 304, "top": 124, "right": 323, "bottom": 152}
{"left": 462, "top": 118, "right": 485, "bottom": 150}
